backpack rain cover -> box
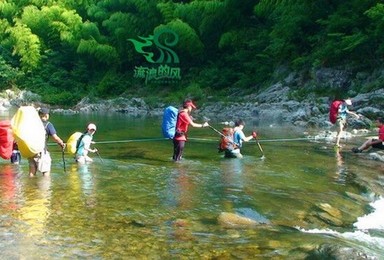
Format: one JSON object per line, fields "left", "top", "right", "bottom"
{"left": 162, "top": 106, "right": 178, "bottom": 139}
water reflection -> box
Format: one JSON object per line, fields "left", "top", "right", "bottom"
{"left": 219, "top": 158, "right": 245, "bottom": 210}
{"left": 165, "top": 163, "right": 196, "bottom": 210}
{"left": 0, "top": 165, "right": 20, "bottom": 211}
{"left": 217, "top": 158, "right": 270, "bottom": 224}
{"left": 334, "top": 148, "right": 358, "bottom": 186}
{"left": 69, "top": 163, "right": 97, "bottom": 207}
{"left": 335, "top": 147, "right": 347, "bottom": 184}
{"left": 18, "top": 175, "right": 51, "bottom": 237}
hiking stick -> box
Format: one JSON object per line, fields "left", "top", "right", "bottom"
{"left": 62, "top": 147, "right": 66, "bottom": 172}
{"left": 255, "top": 139, "right": 266, "bottom": 160}
{"left": 208, "top": 124, "right": 238, "bottom": 149}
{"left": 95, "top": 148, "right": 103, "bottom": 163}
{"left": 208, "top": 125, "right": 227, "bottom": 139}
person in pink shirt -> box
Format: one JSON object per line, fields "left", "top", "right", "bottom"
{"left": 352, "top": 117, "right": 384, "bottom": 153}
{"left": 173, "top": 99, "right": 209, "bottom": 161}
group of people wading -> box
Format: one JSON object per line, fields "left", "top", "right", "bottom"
{"left": 12, "top": 107, "right": 99, "bottom": 177}
{"left": 169, "top": 98, "right": 384, "bottom": 162}
{"left": 170, "top": 99, "right": 258, "bottom": 161}
{"left": 14, "top": 97, "right": 384, "bottom": 177}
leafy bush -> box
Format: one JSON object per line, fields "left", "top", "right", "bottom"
{"left": 0, "top": 56, "right": 24, "bottom": 90}
{"left": 41, "top": 90, "right": 80, "bottom": 107}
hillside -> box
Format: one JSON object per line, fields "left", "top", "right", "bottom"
{"left": 1, "top": 1, "right": 384, "bottom": 106}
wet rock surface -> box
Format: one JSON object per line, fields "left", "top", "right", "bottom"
{"left": 306, "top": 244, "right": 378, "bottom": 260}
{"left": 217, "top": 212, "right": 261, "bottom": 228}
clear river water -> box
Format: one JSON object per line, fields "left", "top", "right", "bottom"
{"left": 0, "top": 111, "right": 383, "bottom": 259}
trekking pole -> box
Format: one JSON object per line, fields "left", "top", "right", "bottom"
{"left": 94, "top": 147, "right": 103, "bottom": 163}
{"left": 62, "top": 145, "right": 66, "bottom": 172}
{"left": 208, "top": 124, "right": 238, "bottom": 149}
{"left": 255, "top": 139, "right": 266, "bottom": 160}
{"left": 208, "top": 125, "right": 227, "bottom": 139}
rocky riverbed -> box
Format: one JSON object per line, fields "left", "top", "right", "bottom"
{"left": 2, "top": 84, "right": 383, "bottom": 129}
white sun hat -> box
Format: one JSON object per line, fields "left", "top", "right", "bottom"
{"left": 87, "top": 123, "right": 97, "bottom": 131}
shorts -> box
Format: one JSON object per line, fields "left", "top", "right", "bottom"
{"left": 372, "top": 140, "right": 384, "bottom": 149}
{"left": 224, "top": 149, "right": 243, "bottom": 159}
{"left": 29, "top": 151, "right": 51, "bottom": 173}
{"left": 336, "top": 118, "right": 347, "bottom": 129}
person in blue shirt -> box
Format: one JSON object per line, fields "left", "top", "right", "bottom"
{"left": 227, "top": 119, "right": 257, "bottom": 158}
{"left": 335, "top": 98, "right": 359, "bottom": 148}
{"left": 75, "top": 123, "right": 98, "bottom": 163}
{"left": 29, "top": 107, "right": 65, "bottom": 177}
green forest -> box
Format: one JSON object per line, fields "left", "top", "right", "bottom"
{"left": 1, "top": 0, "right": 384, "bottom": 107}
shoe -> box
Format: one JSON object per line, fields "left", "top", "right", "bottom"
{"left": 352, "top": 147, "right": 362, "bottom": 153}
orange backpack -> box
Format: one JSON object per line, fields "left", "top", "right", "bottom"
{"left": 218, "top": 128, "right": 236, "bottom": 152}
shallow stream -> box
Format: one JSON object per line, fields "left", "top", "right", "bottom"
{"left": 0, "top": 112, "right": 383, "bottom": 259}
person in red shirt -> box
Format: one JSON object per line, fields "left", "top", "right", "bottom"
{"left": 352, "top": 117, "right": 384, "bottom": 153}
{"left": 173, "top": 99, "right": 209, "bottom": 161}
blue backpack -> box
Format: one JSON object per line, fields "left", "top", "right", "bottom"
{"left": 161, "top": 106, "right": 178, "bottom": 139}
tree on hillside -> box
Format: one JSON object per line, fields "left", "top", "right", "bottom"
{"left": 0, "top": 0, "right": 383, "bottom": 105}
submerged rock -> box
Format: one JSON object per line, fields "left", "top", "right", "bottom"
{"left": 315, "top": 212, "right": 343, "bottom": 227}
{"left": 318, "top": 203, "right": 342, "bottom": 218}
{"left": 218, "top": 212, "right": 260, "bottom": 228}
{"left": 171, "top": 218, "right": 196, "bottom": 241}
{"left": 312, "top": 203, "right": 345, "bottom": 227}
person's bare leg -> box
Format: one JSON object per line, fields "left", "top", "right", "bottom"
{"left": 29, "top": 158, "right": 37, "bottom": 177}
{"left": 336, "top": 124, "right": 343, "bottom": 147}
{"left": 358, "top": 139, "right": 373, "bottom": 151}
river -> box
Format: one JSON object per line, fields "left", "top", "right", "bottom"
{"left": 0, "top": 111, "right": 383, "bottom": 259}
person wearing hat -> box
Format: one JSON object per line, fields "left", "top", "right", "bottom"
{"left": 335, "top": 98, "right": 360, "bottom": 148}
{"left": 75, "top": 123, "right": 98, "bottom": 163}
{"left": 173, "top": 99, "right": 209, "bottom": 161}
{"left": 29, "top": 107, "right": 65, "bottom": 177}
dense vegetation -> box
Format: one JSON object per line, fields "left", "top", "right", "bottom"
{"left": 1, "top": 0, "right": 384, "bottom": 107}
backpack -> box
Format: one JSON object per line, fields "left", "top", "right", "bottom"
{"left": 0, "top": 120, "right": 14, "bottom": 159}
{"left": 218, "top": 128, "right": 236, "bottom": 152}
{"left": 161, "top": 106, "right": 178, "bottom": 139}
{"left": 66, "top": 132, "right": 84, "bottom": 154}
{"left": 329, "top": 100, "right": 343, "bottom": 124}
{"left": 11, "top": 106, "right": 46, "bottom": 158}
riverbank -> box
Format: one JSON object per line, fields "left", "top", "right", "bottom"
{"left": 2, "top": 83, "right": 383, "bottom": 129}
